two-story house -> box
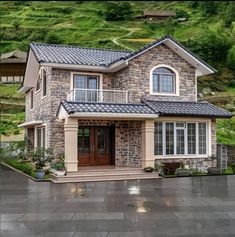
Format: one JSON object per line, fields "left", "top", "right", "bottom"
{"left": 19, "top": 36, "right": 232, "bottom": 180}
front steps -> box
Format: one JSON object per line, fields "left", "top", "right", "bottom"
{"left": 51, "top": 167, "right": 160, "bottom": 183}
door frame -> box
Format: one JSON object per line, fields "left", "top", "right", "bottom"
{"left": 77, "top": 125, "right": 115, "bottom": 166}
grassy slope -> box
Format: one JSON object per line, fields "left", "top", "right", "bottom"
{"left": 0, "top": 84, "right": 25, "bottom": 137}
{"left": 0, "top": 1, "right": 234, "bottom": 144}
{"left": 0, "top": 1, "right": 232, "bottom": 51}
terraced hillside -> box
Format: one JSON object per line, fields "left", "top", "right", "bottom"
{"left": 0, "top": 1, "right": 234, "bottom": 144}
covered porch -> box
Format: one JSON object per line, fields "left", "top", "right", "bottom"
{"left": 57, "top": 100, "right": 159, "bottom": 173}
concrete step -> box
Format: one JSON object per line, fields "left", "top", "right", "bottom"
{"left": 67, "top": 170, "right": 146, "bottom": 177}
{"left": 51, "top": 172, "right": 160, "bottom": 183}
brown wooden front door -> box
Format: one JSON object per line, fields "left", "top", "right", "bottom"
{"left": 78, "top": 126, "right": 112, "bottom": 166}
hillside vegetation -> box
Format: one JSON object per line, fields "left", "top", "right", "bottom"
{"left": 0, "top": 1, "right": 234, "bottom": 144}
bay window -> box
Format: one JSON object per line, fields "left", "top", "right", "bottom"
{"left": 154, "top": 121, "right": 208, "bottom": 156}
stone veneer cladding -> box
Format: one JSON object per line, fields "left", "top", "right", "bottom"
{"left": 113, "top": 44, "right": 196, "bottom": 103}
{"left": 77, "top": 120, "right": 142, "bottom": 167}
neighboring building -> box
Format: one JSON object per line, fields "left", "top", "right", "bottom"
{"left": 19, "top": 36, "right": 232, "bottom": 175}
{"left": 0, "top": 49, "right": 27, "bottom": 84}
{"left": 142, "top": 10, "right": 176, "bottom": 21}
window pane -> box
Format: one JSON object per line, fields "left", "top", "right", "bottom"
{"left": 78, "top": 128, "right": 90, "bottom": 154}
{"left": 74, "top": 75, "right": 86, "bottom": 89}
{"left": 30, "top": 90, "right": 33, "bottom": 109}
{"left": 154, "top": 122, "right": 163, "bottom": 155}
{"left": 165, "top": 123, "right": 174, "bottom": 155}
{"left": 176, "top": 129, "right": 185, "bottom": 154}
{"left": 160, "top": 75, "right": 174, "bottom": 93}
{"left": 152, "top": 74, "right": 159, "bottom": 93}
{"left": 154, "top": 67, "right": 174, "bottom": 74}
{"left": 187, "top": 123, "right": 196, "bottom": 154}
{"left": 37, "top": 128, "right": 41, "bottom": 148}
{"left": 199, "top": 123, "right": 207, "bottom": 154}
{"left": 42, "top": 128, "right": 46, "bottom": 148}
{"left": 42, "top": 70, "right": 47, "bottom": 96}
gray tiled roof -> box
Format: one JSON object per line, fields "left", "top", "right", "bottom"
{"left": 30, "top": 36, "right": 216, "bottom": 72}
{"left": 30, "top": 43, "right": 130, "bottom": 66}
{"left": 146, "top": 100, "right": 233, "bottom": 118}
{"left": 60, "top": 100, "right": 155, "bottom": 115}
{"left": 58, "top": 100, "right": 232, "bottom": 118}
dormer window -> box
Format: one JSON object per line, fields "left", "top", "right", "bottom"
{"left": 150, "top": 65, "right": 179, "bottom": 96}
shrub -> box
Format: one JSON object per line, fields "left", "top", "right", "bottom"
{"left": 103, "top": 1, "right": 133, "bottom": 21}
{"left": 175, "top": 9, "right": 189, "bottom": 19}
{"left": 4, "top": 158, "right": 33, "bottom": 176}
{"left": 184, "top": 29, "right": 231, "bottom": 63}
{"left": 45, "top": 32, "right": 62, "bottom": 44}
{"left": 226, "top": 46, "right": 235, "bottom": 70}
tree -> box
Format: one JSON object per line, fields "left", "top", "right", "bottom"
{"left": 184, "top": 29, "right": 230, "bottom": 63}
{"left": 198, "top": 1, "right": 218, "bottom": 16}
{"left": 224, "top": 1, "right": 235, "bottom": 27}
{"left": 103, "top": 1, "right": 133, "bottom": 21}
{"left": 226, "top": 46, "right": 235, "bottom": 70}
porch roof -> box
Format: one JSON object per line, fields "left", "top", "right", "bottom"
{"left": 145, "top": 100, "right": 233, "bottom": 118}
{"left": 59, "top": 100, "right": 156, "bottom": 115}
{"left": 57, "top": 99, "right": 232, "bottom": 120}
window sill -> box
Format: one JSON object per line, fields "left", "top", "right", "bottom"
{"left": 42, "top": 95, "right": 47, "bottom": 99}
{"left": 35, "top": 89, "right": 41, "bottom": 94}
{"left": 155, "top": 155, "right": 209, "bottom": 159}
{"left": 150, "top": 92, "right": 179, "bottom": 96}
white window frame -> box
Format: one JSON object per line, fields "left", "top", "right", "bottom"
{"left": 34, "top": 124, "right": 47, "bottom": 149}
{"left": 41, "top": 67, "right": 48, "bottom": 99}
{"left": 150, "top": 64, "right": 179, "bottom": 96}
{"left": 154, "top": 118, "right": 211, "bottom": 159}
{"left": 35, "top": 70, "right": 41, "bottom": 93}
{"left": 70, "top": 72, "right": 103, "bottom": 91}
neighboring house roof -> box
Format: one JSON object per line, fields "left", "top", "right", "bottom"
{"left": 59, "top": 100, "right": 156, "bottom": 115}
{"left": 145, "top": 100, "right": 233, "bottom": 118}
{"left": 0, "top": 49, "right": 27, "bottom": 64}
{"left": 143, "top": 10, "right": 176, "bottom": 17}
{"left": 30, "top": 43, "right": 130, "bottom": 67}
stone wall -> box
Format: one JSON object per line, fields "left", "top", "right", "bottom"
{"left": 77, "top": 120, "right": 142, "bottom": 167}
{"left": 113, "top": 44, "right": 196, "bottom": 103}
{"left": 211, "top": 120, "right": 217, "bottom": 157}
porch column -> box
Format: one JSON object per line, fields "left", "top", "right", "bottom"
{"left": 141, "top": 119, "right": 155, "bottom": 168}
{"left": 64, "top": 117, "right": 78, "bottom": 172}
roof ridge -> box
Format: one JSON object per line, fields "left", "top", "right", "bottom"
{"left": 145, "top": 99, "right": 208, "bottom": 104}
{"left": 65, "top": 100, "right": 148, "bottom": 106}
{"left": 30, "top": 42, "right": 131, "bottom": 53}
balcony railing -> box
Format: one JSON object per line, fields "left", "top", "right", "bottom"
{"left": 67, "top": 89, "right": 129, "bottom": 103}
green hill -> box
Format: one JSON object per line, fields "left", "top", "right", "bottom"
{"left": 0, "top": 1, "right": 234, "bottom": 144}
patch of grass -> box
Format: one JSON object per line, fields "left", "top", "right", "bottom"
{"left": 222, "top": 166, "right": 234, "bottom": 175}
{"left": 3, "top": 158, "right": 33, "bottom": 176}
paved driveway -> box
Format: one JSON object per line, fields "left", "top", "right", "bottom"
{"left": 1, "top": 165, "right": 235, "bottom": 237}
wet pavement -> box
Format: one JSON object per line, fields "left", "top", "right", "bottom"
{"left": 1, "top": 164, "right": 235, "bottom": 237}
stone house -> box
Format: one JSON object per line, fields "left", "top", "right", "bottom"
{"left": 19, "top": 36, "right": 232, "bottom": 178}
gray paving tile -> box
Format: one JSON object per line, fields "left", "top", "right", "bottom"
{"left": 2, "top": 164, "right": 235, "bottom": 236}
{"left": 72, "top": 212, "right": 124, "bottom": 220}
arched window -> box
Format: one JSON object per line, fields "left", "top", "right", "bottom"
{"left": 151, "top": 66, "right": 177, "bottom": 94}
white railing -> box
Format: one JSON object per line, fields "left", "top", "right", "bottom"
{"left": 67, "top": 89, "right": 129, "bottom": 103}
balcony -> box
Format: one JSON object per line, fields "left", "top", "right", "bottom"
{"left": 67, "top": 89, "right": 129, "bottom": 103}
